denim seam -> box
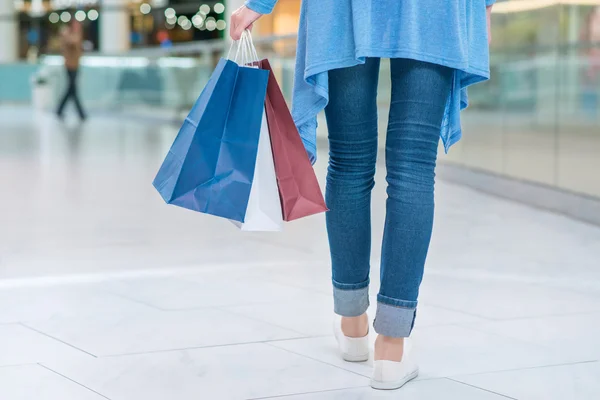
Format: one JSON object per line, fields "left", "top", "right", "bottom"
{"left": 377, "top": 294, "right": 418, "bottom": 309}
{"left": 377, "top": 302, "right": 416, "bottom": 310}
{"left": 332, "top": 278, "right": 370, "bottom": 291}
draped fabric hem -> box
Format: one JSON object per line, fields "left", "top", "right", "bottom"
{"left": 293, "top": 50, "right": 490, "bottom": 164}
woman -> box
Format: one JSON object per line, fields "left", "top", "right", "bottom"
{"left": 231, "top": 0, "right": 494, "bottom": 390}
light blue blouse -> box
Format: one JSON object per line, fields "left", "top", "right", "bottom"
{"left": 246, "top": 0, "right": 496, "bottom": 163}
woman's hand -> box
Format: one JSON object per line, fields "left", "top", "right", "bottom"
{"left": 486, "top": 6, "right": 492, "bottom": 44}
{"left": 230, "top": 6, "right": 262, "bottom": 40}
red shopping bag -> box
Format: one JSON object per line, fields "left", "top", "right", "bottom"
{"left": 259, "top": 59, "right": 327, "bottom": 221}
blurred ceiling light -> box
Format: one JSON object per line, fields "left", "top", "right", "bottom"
{"left": 199, "top": 4, "right": 211, "bottom": 14}
{"left": 206, "top": 19, "right": 217, "bottom": 31}
{"left": 49, "top": 12, "right": 60, "bottom": 23}
{"left": 177, "top": 15, "right": 188, "bottom": 26}
{"left": 164, "top": 8, "right": 176, "bottom": 18}
{"left": 60, "top": 11, "right": 71, "bottom": 23}
{"left": 29, "top": 0, "right": 44, "bottom": 17}
{"left": 87, "top": 10, "right": 99, "bottom": 21}
{"left": 192, "top": 15, "right": 204, "bottom": 26}
{"left": 182, "top": 20, "right": 192, "bottom": 30}
{"left": 167, "top": 16, "right": 177, "bottom": 24}
{"left": 216, "top": 20, "right": 226, "bottom": 30}
{"left": 140, "top": 3, "right": 152, "bottom": 14}
{"left": 214, "top": 3, "right": 225, "bottom": 14}
{"left": 75, "top": 10, "right": 86, "bottom": 21}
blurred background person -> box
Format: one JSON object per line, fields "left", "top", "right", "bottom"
{"left": 56, "top": 20, "right": 87, "bottom": 121}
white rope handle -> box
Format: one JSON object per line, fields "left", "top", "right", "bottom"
{"left": 246, "top": 31, "right": 259, "bottom": 63}
{"left": 228, "top": 30, "right": 259, "bottom": 66}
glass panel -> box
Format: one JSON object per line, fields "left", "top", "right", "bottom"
{"left": 556, "top": 5, "right": 600, "bottom": 197}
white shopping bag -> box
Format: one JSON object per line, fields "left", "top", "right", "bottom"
{"left": 233, "top": 109, "right": 283, "bottom": 231}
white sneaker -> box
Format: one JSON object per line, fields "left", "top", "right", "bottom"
{"left": 371, "top": 341, "right": 419, "bottom": 390}
{"left": 333, "top": 315, "right": 370, "bottom": 362}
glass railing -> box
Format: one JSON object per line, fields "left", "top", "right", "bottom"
{"left": 2, "top": 24, "right": 599, "bottom": 199}
{"left": 13, "top": 35, "right": 297, "bottom": 119}
{"left": 447, "top": 43, "right": 600, "bottom": 198}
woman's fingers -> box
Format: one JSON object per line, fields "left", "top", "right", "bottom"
{"left": 229, "top": 6, "right": 261, "bottom": 40}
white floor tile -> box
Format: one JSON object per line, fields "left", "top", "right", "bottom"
{"left": 102, "top": 275, "right": 318, "bottom": 310}
{"left": 414, "top": 304, "right": 489, "bottom": 327}
{"left": 0, "top": 364, "right": 107, "bottom": 400}
{"left": 411, "top": 325, "right": 577, "bottom": 378}
{"left": 454, "top": 361, "right": 600, "bottom": 400}
{"left": 229, "top": 296, "right": 488, "bottom": 345}
{"left": 0, "top": 324, "right": 92, "bottom": 367}
{"left": 259, "top": 378, "right": 510, "bottom": 400}
{"left": 252, "top": 264, "right": 336, "bottom": 295}
{"left": 25, "top": 308, "right": 304, "bottom": 356}
{"left": 0, "top": 286, "right": 154, "bottom": 324}
{"left": 3, "top": 106, "right": 600, "bottom": 399}
{"left": 268, "top": 323, "right": 576, "bottom": 381}
{"left": 464, "top": 313, "right": 600, "bottom": 360}
{"left": 419, "top": 275, "right": 600, "bottom": 320}
{"left": 269, "top": 336, "right": 373, "bottom": 378}
{"left": 44, "top": 343, "right": 369, "bottom": 400}
{"left": 224, "top": 294, "right": 335, "bottom": 337}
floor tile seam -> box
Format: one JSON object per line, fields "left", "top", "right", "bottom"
{"left": 37, "top": 363, "right": 112, "bottom": 400}
{"left": 446, "top": 377, "right": 519, "bottom": 400}
{"left": 453, "top": 323, "right": 565, "bottom": 350}
{"left": 97, "top": 290, "right": 167, "bottom": 311}
{"left": 99, "top": 335, "right": 322, "bottom": 358}
{"left": 425, "top": 268, "right": 600, "bottom": 295}
{"left": 0, "top": 362, "right": 38, "bottom": 369}
{"left": 213, "top": 306, "right": 313, "bottom": 337}
{"left": 416, "top": 303, "right": 497, "bottom": 321}
{"left": 455, "top": 322, "right": 600, "bottom": 352}
{"left": 448, "top": 359, "right": 600, "bottom": 380}
{"left": 19, "top": 322, "right": 98, "bottom": 358}
{"left": 419, "top": 304, "right": 600, "bottom": 327}
{"left": 127, "top": 295, "right": 331, "bottom": 313}
{"left": 244, "top": 384, "right": 371, "bottom": 400}
{"left": 480, "top": 309, "right": 600, "bottom": 323}
{"left": 263, "top": 341, "right": 372, "bottom": 380}
{"left": 260, "top": 278, "right": 333, "bottom": 297}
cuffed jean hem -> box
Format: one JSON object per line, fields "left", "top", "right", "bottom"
{"left": 373, "top": 294, "right": 418, "bottom": 338}
{"left": 332, "top": 278, "right": 370, "bottom": 317}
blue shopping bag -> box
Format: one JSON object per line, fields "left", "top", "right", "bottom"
{"left": 153, "top": 57, "right": 269, "bottom": 222}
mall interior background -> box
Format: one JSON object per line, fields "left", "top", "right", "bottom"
{"left": 1, "top": 0, "right": 599, "bottom": 200}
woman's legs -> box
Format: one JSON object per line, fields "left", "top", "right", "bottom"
{"left": 374, "top": 58, "right": 453, "bottom": 358}
{"left": 325, "top": 57, "right": 452, "bottom": 357}
{"left": 325, "top": 58, "right": 380, "bottom": 335}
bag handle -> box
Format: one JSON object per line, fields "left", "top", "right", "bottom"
{"left": 227, "top": 30, "right": 259, "bottom": 66}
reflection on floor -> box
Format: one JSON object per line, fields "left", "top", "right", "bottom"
{"left": 1, "top": 107, "right": 600, "bottom": 399}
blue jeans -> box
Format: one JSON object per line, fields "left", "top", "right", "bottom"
{"left": 325, "top": 58, "right": 453, "bottom": 337}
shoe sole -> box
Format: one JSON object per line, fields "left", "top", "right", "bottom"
{"left": 342, "top": 352, "right": 370, "bottom": 362}
{"left": 370, "top": 369, "right": 419, "bottom": 390}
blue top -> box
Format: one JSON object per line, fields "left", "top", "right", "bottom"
{"left": 246, "top": 0, "right": 495, "bottom": 163}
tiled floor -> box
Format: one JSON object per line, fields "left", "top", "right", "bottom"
{"left": 1, "top": 107, "right": 600, "bottom": 399}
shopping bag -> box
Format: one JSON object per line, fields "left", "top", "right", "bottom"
{"left": 153, "top": 56, "right": 269, "bottom": 223}
{"left": 259, "top": 59, "right": 328, "bottom": 221}
{"left": 233, "top": 109, "right": 283, "bottom": 231}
